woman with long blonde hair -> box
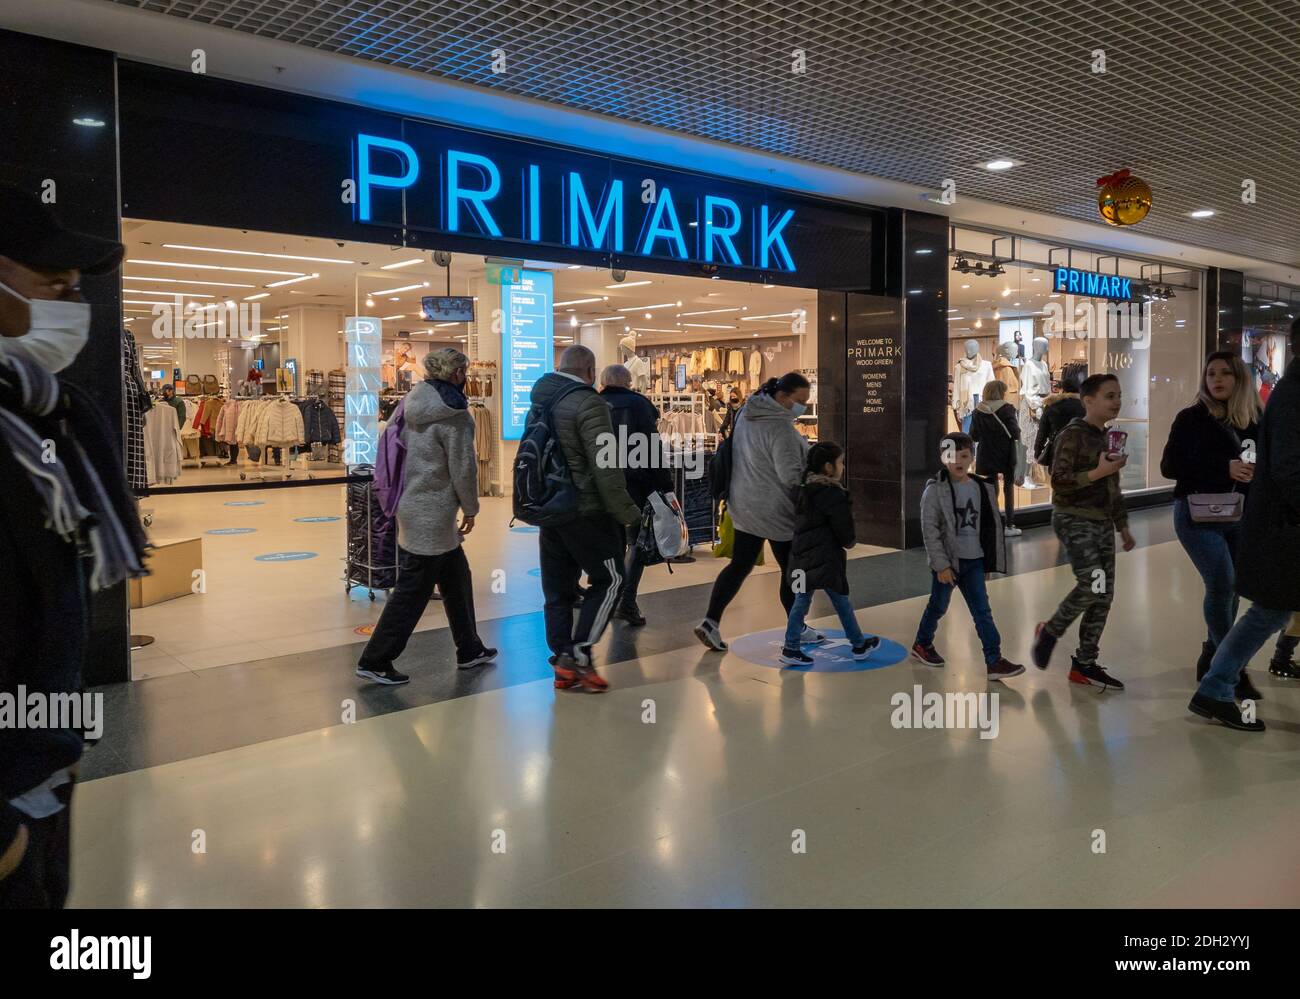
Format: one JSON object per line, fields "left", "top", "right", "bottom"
{"left": 1160, "top": 351, "right": 1298, "bottom": 690}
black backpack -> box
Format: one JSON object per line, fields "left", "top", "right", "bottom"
{"left": 512, "top": 381, "right": 588, "bottom": 527}
{"left": 709, "top": 431, "right": 734, "bottom": 501}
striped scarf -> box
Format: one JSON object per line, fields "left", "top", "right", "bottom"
{"left": 0, "top": 351, "right": 148, "bottom": 591}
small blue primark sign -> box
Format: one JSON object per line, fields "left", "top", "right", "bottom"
{"left": 1053, "top": 266, "right": 1136, "bottom": 301}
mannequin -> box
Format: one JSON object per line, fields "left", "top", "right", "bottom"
{"left": 993, "top": 340, "right": 1021, "bottom": 406}
{"left": 952, "top": 338, "right": 993, "bottom": 432}
{"left": 1018, "top": 336, "right": 1053, "bottom": 486}
{"left": 619, "top": 334, "right": 651, "bottom": 391}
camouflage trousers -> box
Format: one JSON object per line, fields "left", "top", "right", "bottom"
{"left": 1046, "top": 511, "right": 1116, "bottom": 666}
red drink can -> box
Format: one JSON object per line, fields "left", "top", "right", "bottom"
{"left": 1107, "top": 429, "right": 1128, "bottom": 455}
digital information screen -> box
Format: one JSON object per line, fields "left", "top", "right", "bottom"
{"left": 420, "top": 296, "right": 476, "bottom": 322}
{"left": 501, "top": 269, "right": 554, "bottom": 440}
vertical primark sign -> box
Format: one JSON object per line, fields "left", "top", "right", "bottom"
{"left": 343, "top": 316, "right": 381, "bottom": 468}
{"left": 351, "top": 124, "right": 806, "bottom": 276}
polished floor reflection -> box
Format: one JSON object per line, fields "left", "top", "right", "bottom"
{"left": 73, "top": 540, "right": 1300, "bottom": 907}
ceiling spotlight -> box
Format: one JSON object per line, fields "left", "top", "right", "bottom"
{"left": 952, "top": 256, "right": 972, "bottom": 274}
{"left": 1189, "top": 209, "right": 1216, "bottom": 219}
{"left": 980, "top": 158, "right": 1018, "bottom": 171}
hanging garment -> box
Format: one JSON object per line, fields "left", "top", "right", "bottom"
{"left": 952, "top": 354, "right": 993, "bottom": 419}
{"left": 727, "top": 349, "right": 746, "bottom": 374}
{"left": 214, "top": 398, "right": 240, "bottom": 443}
{"left": 121, "top": 330, "right": 149, "bottom": 494}
{"left": 625, "top": 353, "right": 652, "bottom": 390}
{"left": 143, "top": 402, "right": 183, "bottom": 485}
{"left": 993, "top": 356, "right": 1021, "bottom": 406}
{"left": 299, "top": 396, "right": 341, "bottom": 445}
{"left": 747, "top": 348, "right": 763, "bottom": 392}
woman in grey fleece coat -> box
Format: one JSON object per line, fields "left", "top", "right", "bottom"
{"left": 695, "top": 373, "right": 813, "bottom": 652}
{"left": 356, "top": 348, "right": 495, "bottom": 685}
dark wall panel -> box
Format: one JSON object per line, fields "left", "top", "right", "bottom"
{"left": 901, "top": 210, "right": 949, "bottom": 548}
{"left": 0, "top": 29, "right": 128, "bottom": 686}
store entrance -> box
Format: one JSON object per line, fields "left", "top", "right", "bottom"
{"left": 125, "top": 221, "right": 885, "bottom": 680}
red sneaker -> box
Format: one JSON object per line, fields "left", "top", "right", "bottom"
{"left": 553, "top": 652, "right": 609, "bottom": 693}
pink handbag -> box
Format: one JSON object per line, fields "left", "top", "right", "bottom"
{"left": 1187, "top": 490, "right": 1243, "bottom": 523}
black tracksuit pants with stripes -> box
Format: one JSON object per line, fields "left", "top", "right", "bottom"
{"left": 540, "top": 514, "right": 626, "bottom": 661}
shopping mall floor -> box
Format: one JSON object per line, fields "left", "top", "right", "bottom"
{"left": 74, "top": 507, "right": 1300, "bottom": 908}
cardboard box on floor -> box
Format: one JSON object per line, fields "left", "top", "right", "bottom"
{"left": 129, "top": 536, "right": 203, "bottom": 608}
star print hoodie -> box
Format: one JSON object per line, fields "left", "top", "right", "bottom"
{"left": 919, "top": 468, "right": 1007, "bottom": 576}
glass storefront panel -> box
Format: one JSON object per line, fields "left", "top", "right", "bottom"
{"left": 949, "top": 227, "right": 1204, "bottom": 511}
{"left": 1242, "top": 279, "right": 1299, "bottom": 406}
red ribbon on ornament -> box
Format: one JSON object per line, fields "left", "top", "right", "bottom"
{"left": 1097, "top": 168, "right": 1132, "bottom": 187}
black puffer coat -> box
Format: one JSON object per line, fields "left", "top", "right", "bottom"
{"left": 970, "top": 399, "right": 1020, "bottom": 475}
{"left": 790, "top": 475, "right": 856, "bottom": 594}
{"left": 1235, "top": 358, "right": 1300, "bottom": 611}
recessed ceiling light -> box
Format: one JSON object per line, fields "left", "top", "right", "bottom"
{"left": 162, "top": 244, "right": 354, "bottom": 264}
{"left": 265, "top": 273, "right": 319, "bottom": 289}
{"left": 1189, "top": 209, "right": 1216, "bottom": 219}
{"left": 960, "top": 283, "right": 970, "bottom": 289}
{"left": 380, "top": 314, "right": 404, "bottom": 320}
{"left": 380, "top": 258, "right": 424, "bottom": 270}
{"left": 127, "top": 258, "right": 304, "bottom": 276}
{"left": 554, "top": 297, "right": 607, "bottom": 307}
{"left": 606, "top": 280, "right": 652, "bottom": 289}
{"left": 980, "top": 158, "right": 1018, "bottom": 171}
{"left": 73, "top": 117, "right": 105, "bottom": 127}
{"left": 369, "top": 282, "right": 429, "bottom": 295}
{"left": 125, "top": 276, "right": 256, "bottom": 288}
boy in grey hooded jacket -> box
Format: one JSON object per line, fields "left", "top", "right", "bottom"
{"left": 912, "top": 432, "right": 1022, "bottom": 681}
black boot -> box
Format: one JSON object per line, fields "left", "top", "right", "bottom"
{"left": 1270, "top": 635, "right": 1300, "bottom": 680}
{"left": 1189, "top": 693, "right": 1265, "bottom": 732}
{"left": 1236, "top": 669, "right": 1263, "bottom": 702}
{"left": 1195, "top": 641, "right": 1215, "bottom": 682}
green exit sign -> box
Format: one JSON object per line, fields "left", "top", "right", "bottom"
{"left": 485, "top": 258, "right": 524, "bottom": 286}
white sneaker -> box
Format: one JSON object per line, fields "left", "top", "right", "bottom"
{"left": 694, "top": 619, "right": 729, "bottom": 652}
{"left": 1004, "top": 526, "right": 1023, "bottom": 537}
{"left": 801, "top": 626, "right": 828, "bottom": 646}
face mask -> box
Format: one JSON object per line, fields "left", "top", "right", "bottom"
{"left": 790, "top": 401, "right": 807, "bottom": 417}
{"left": 0, "top": 280, "right": 91, "bottom": 373}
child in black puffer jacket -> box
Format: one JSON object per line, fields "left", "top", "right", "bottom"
{"left": 781, "top": 442, "right": 881, "bottom": 667}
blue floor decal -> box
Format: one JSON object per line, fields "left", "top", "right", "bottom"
{"left": 729, "top": 629, "right": 908, "bottom": 672}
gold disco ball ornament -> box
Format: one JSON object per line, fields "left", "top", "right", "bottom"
{"left": 1097, "top": 169, "right": 1152, "bottom": 226}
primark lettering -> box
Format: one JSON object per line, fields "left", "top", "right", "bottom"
{"left": 355, "top": 132, "right": 798, "bottom": 272}
{"left": 1053, "top": 266, "right": 1134, "bottom": 301}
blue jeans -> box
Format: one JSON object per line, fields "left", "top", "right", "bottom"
{"left": 915, "top": 557, "right": 1002, "bottom": 666}
{"left": 1197, "top": 604, "right": 1292, "bottom": 702}
{"left": 784, "top": 589, "right": 866, "bottom": 649}
{"left": 1172, "top": 497, "right": 1242, "bottom": 646}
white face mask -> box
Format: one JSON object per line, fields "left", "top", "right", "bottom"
{"left": 790, "top": 401, "right": 808, "bottom": 417}
{"left": 0, "top": 279, "right": 91, "bottom": 373}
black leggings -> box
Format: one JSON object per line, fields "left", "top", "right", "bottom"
{"left": 705, "top": 529, "right": 793, "bottom": 624}
{"left": 992, "top": 471, "right": 1015, "bottom": 525}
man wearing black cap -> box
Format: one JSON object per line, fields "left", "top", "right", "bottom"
{"left": 0, "top": 183, "right": 147, "bottom": 907}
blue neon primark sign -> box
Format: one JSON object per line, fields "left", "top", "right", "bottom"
{"left": 1053, "top": 266, "right": 1135, "bottom": 301}
{"left": 354, "top": 128, "right": 801, "bottom": 273}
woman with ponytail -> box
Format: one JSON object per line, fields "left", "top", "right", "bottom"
{"left": 696, "top": 372, "right": 813, "bottom": 652}
{"left": 780, "top": 442, "right": 880, "bottom": 666}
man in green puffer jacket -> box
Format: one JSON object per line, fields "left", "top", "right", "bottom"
{"left": 525, "top": 345, "right": 641, "bottom": 692}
